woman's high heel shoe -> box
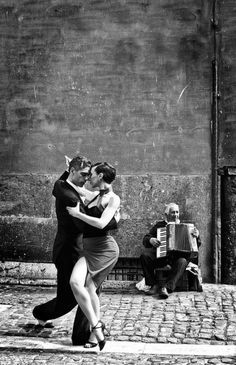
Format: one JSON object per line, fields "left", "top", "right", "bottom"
{"left": 92, "top": 320, "right": 106, "bottom": 351}
{"left": 100, "top": 321, "right": 110, "bottom": 336}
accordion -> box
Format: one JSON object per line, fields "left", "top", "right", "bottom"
{"left": 156, "top": 223, "right": 198, "bottom": 258}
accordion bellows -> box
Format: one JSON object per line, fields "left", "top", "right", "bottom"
{"left": 156, "top": 223, "right": 198, "bottom": 258}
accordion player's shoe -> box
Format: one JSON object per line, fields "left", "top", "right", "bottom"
{"left": 146, "top": 284, "right": 159, "bottom": 296}
{"left": 159, "top": 287, "right": 169, "bottom": 299}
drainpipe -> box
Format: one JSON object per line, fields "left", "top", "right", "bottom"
{"left": 211, "top": 0, "right": 221, "bottom": 283}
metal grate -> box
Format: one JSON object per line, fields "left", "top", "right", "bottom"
{"left": 107, "top": 257, "right": 143, "bottom": 281}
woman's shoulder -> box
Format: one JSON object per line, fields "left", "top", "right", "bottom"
{"left": 107, "top": 191, "right": 120, "bottom": 201}
{"left": 100, "top": 191, "right": 120, "bottom": 209}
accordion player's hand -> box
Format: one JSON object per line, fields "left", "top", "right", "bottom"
{"left": 191, "top": 227, "right": 199, "bottom": 238}
{"left": 150, "top": 237, "right": 161, "bottom": 247}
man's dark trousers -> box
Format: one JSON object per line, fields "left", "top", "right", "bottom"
{"left": 33, "top": 252, "right": 77, "bottom": 320}
{"left": 33, "top": 250, "right": 90, "bottom": 345}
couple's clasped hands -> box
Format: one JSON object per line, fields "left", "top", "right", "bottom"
{"left": 67, "top": 202, "right": 81, "bottom": 217}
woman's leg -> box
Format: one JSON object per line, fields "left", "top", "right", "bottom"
{"left": 86, "top": 275, "right": 100, "bottom": 319}
{"left": 70, "top": 257, "right": 98, "bottom": 327}
{"left": 70, "top": 257, "right": 105, "bottom": 347}
{"left": 84, "top": 275, "right": 100, "bottom": 344}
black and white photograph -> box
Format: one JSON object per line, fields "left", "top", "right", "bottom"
{"left": 0, "top": 1, "right": 235, "bottom": 364}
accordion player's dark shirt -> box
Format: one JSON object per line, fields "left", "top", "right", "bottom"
{"left": 142, "top": 220, "right": 201, "bottom": 264}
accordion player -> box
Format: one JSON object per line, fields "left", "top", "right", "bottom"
{"left": 156, "top": 223, "right": 199, "bottom": 259}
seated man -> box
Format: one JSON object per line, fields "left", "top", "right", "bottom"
{"left": 140, "top": 203, "right": 201, "bottom": 299}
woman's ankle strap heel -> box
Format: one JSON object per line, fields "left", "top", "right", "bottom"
{"left": 92, "top": 321, "right": 106, "bottom": 351}
{"left": 100, "top": 320, "right": 110, "bottom": 336}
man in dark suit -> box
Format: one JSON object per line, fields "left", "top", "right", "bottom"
{"left": 33, "top": 154, "right": 92, "bottom": 345}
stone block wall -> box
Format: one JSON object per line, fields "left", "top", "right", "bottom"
{"left": 0, "top": 172, "right": 212, "bottom": 280}
{"left": 221, "top": 174, "right": 236, "bottom": 284}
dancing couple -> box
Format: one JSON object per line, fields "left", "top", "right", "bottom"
{"left": 33, "top": 154, "right": 120, "bottom": 351}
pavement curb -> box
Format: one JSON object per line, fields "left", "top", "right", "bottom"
{"left": 0, "top": 336, "right": 236, "bottom": 357}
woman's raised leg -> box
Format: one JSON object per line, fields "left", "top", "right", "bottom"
{"left": 70, "top": 257, "right": 97, "bottom": 327}
{"left": 70, "top": 257, "right": 105, "bottom": 350}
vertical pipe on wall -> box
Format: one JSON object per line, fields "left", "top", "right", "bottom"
{"left": 211, "top": 0, "right": 221, "bottom": 283}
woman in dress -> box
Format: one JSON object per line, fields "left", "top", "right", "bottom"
{"left": 66, "top": 162, "right": 120, "bottom": 351}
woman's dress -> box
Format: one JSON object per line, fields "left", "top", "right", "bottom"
{"left": 82, "top": 192, "right": 119, "bottom": 287}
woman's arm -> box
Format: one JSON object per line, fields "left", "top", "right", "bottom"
{"left": 67, "top": 195, "right": 120, "bottom": 229}
{"left": 114, "top": 208, "right": 120, "bottom": 223}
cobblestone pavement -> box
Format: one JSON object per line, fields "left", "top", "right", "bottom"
{"left": 0, "top": 350, "right": 235, "bottom": 365}
{"left": 0, "top": 283, "right": 236, "bottom": 364}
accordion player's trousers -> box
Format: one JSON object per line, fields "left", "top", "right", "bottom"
{"left": 140, "top": 250, "right": 189, "bottom": 291}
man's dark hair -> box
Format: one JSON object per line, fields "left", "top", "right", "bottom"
{"left": 69, "top": 155, "right": 91, "bottom": 172}
{"left": 93, "top": 162, "right": 116, "bottom": 184}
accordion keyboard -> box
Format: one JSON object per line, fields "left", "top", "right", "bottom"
{"left": 156, "top": 227, "right": 168, "bottom": 258}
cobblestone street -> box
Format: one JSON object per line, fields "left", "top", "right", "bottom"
{"left": 0, "top": 283, "right": 236, "bottom": 364}
{"left": 0, "top": 350, "right": 235, "bottom": 365}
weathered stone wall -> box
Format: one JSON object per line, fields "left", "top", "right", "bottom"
{"left": 218, "top": 1, "right": 236, "bottom": 284}
{"left": 0, "top": 0, "right": 213, "bottom": 281}
{"left": 221, "top": 172, "right": 236, "bottom": 284}
{"left": 0, "top": 172, "right": 211, "bottom": 280}
{"left": 219, "top": 0, "right": 236, "bottom": 167}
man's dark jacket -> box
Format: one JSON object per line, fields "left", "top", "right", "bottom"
{"left": 52, "top": 171, "right": 86, "bottom": 264}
